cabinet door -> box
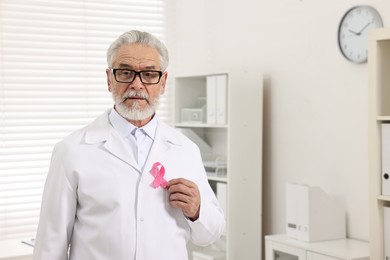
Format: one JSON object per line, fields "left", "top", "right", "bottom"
{"left": 266, "top": 240, "right": 305, "bottom": 260}
{"left": 306, "top": 252, "right": 340, "bottom": 260}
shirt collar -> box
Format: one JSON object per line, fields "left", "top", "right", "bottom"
{"left": 108, "top": 108, "right": 158, "bottom": 140}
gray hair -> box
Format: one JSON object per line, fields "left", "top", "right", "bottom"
{"left": 106, "top": 30, "right": 169, "bottom": 71}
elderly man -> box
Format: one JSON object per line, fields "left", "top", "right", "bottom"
{"left": 33, "top": 30, "right": 225, "bottom": 260}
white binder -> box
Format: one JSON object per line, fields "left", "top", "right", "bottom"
{"left": 216, "top": 75, "right": 227, "bottom": 125}
{"left": 217, "top": 182, "right": 227, "bottom": 218}
{"left": 385, "top": 207, "right": 390, "bottom": 260}
{"left": 206, "top": 76, "right": 217, "bottom": 124}
{"left": 382, "top": 123, "right": 390, "bottom": 195}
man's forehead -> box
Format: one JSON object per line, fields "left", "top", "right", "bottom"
{"left": 113, "top": 44, "right": 159, "bottom": 66}
{"left": 117, "top": 61, "right": 158, "bottom": 69}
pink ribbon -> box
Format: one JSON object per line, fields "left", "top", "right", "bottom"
{"left": 150, "top": 162, "right": 168, "bottom": 189}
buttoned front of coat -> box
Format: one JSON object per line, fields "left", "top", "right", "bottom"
{"left": 33, "top": 110, "right": 225, "bottom": 260}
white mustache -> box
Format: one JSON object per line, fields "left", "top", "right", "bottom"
{"left": 122, "top": 91, "right": 149, "bottom": 102}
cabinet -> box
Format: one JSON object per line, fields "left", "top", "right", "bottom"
{"left": 174, "top": 71, "right": 263, "bottom": 260}
{"left": 368, "top": 27, "right": 390, "bottom": 260}
{"left": 265, "top": 234, "right": 369, "bottom": 260}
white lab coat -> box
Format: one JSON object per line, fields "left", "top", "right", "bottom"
{"left": 33, "top": 110, "right": 225, "bottom": 260}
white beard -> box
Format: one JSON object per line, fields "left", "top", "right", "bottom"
{"left": 112, "top": 89, "right": 160, "bottom": 121}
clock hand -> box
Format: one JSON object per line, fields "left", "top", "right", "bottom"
{"left": 348, "top": 29, "right": 359, "bottom": 35}
{"left": 357, "top": 22, "right": 371, "bottom": 35}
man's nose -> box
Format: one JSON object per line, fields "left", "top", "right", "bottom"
{"left": 129, "top": 74, "right": 144, "bottom": 89}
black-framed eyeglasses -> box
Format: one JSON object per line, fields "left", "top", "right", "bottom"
{"left": 110, "top": 68, "right": 163, "bottom": 85}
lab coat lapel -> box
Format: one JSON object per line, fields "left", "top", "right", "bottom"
{"left": 104, "top": 130, "right": 139, "bottom": 171}
{"left": 143, "top": 121, "right": 181, "bottom": 175}
{"left": 85, "top": 110, "right": 139, "bottom": 171}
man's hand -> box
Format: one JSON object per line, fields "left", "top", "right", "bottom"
{"left": 167, "top": 178, "right": 200, "bottom": 221}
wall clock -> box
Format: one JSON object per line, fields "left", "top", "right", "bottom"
{"left": 338, "top": 5, "right": 383, "bottom": 63}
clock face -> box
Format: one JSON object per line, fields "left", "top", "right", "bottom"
{"left": 338, "top": 6, "right": 383, "bottom": 63}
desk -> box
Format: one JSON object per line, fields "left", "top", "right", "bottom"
{"left": 265, "top": 234, "right": 369, "bottom": 260}
{"left": 0, "top": 239, "right": 33, "bottom": 260}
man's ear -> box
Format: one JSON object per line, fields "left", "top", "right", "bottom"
{"left": 106, "top": 68, "right": 112, "bottom": 92}
{"left": 160, "top": 71, "right": 168, "bottom": 95}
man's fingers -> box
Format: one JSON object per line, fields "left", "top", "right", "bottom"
{"left": 167, "top": 178, "right": 196, "bottom": 188}
{"left": 166, "top": 178, "right": 200, "bottom": 220}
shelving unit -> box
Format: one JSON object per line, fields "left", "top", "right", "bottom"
{"left": 368, "top": 28, "right": 390, "bottom": 260}
{"left": 174, "top": 71, "right": 263, "bottom": 260}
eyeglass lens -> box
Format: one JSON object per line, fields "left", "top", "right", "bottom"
{"left": 114, "top": 69, "right": 161, "bottom": 84}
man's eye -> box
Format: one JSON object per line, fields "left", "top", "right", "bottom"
{"left": 144, "top": 72, "right": 159, "bottom": 78}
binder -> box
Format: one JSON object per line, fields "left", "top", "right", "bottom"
{"left": 217, "top": 182, "right": 227, "bottom": 217}
{"left": 206, "top": 76, "right": 217, "bottom": 124}
{"left": 216, "top": 75, "right": 227, "bottom": 125}
{"left": 216, "top": 182, "right": 227, "bottom": 235}
{"left": 385, "top": 207, "right": 390, "bottom": 259}
{"left": 382, "top": 124, "right": 390, "bottom": 195}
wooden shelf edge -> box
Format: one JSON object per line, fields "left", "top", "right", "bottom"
{"left": 377, "top": 194, "right": 390, "bottom": 202}
{"left": 369, "top": 28, "right": 390, "bottom": 41}
{"left": 377, "top": 116, "right": 390, "bottom": 121}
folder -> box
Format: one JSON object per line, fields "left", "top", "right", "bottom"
{"left": 217, "top": 182, "right": 227, "bottom": 217}
{"left": 382, "top": 124, "right": 390, "bottom": 195}
{"left": 216, "top": 75, "right": 227, "bottom": 125}
{"left": 385, "top": 207, "right": 390, "bottom": 259}
{"left": 206, "top": 76, "right": 217, "bottom": 124}
{"left": 176, "top": 128, "right": 212, "bottom": 156}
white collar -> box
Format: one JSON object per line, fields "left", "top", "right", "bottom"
{"left": 108, "top": 108, "right": 158, "bottom": 140}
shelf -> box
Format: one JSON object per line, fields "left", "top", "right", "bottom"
{"left": 204, "top": 158, "right": 227, "bottom": 183}
{"left": 377, "top": 195, "right": 390, "bottom": 202}
{"left": 175, "top": 71, "right": 263, "bottom": 260}
{"left": 368, "top": 27, "right": 390, "bottom": 260}
{"left": 175, "top": 123, "right": 228, "bottom": 128}
{"left": 377, "top": 116, "right": 390, "bottom": 122}
{"left": 369, "top": 28, "right": 390, "bottom": 41}
{"left": 207, "top": 175, "right": 228, "bottom": 183}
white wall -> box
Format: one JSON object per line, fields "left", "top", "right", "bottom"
{"left": 167, "top": 0, "right": 390, "bottom": 243}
